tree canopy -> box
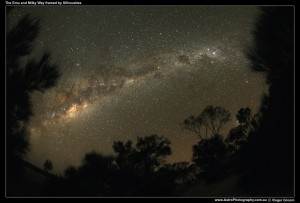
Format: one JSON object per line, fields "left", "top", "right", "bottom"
{"left": 183, "top": 105, "right": 231, "bottom": 140}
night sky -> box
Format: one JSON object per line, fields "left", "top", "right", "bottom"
{"left": 7, "top": 6, "right": 267, "bottom": 173}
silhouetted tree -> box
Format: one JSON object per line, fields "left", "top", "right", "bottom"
{"left": 193, "top": 134, "right": 228, "bottom": 183}
{"left": 236, "top": 107, "right": 258, "bottom": 130}
{"left": 135, "top": 135, "right": 171, "bottom": 173}
{"left": 7, "top": 15, "right": 38, "bottom": 162}
{"left": 183, "top": 105, "right": 231, "bottom": 140}
{"left": 201, "top": 106, "right": 231, "bottom": 135}
{"left": 112, "top": 135, "right": 172, "bottom": 196}
{"left": 78, "top": 151, "right": 116, "bottom": 196}
{"left": 6, "top": 12, "right": 60, "bottom": 196}
{"left": 44, "top": 159, "right": 53, "bottom": 172}
{"left": 112, "top": 140, "right": 135, "bottom": 170}
{"left": 236, "top": 107, "right": 252, "bottom": 125}
{"left": 113, "top": 135, "right": 171, "bottom": 174}
{"left": 183, "top": 115, "right": 204, "bottom": 139}
{"left": 226, "top": 125, "right": 248, "bottom": 152}
{"left": 7, "top": 13, "right": 60, "bottom": 156}
{"left": 240, "top": 7, "right": 294, "bottom": 196}
{"left": 193, "top": 135, "right": 227, "bottom": 167}
{"left": 57, "top": 152, "right": 116, "bottom": 197}
{"left": 111, "top": 140, "right": 140, "bottom": 196}
{"left": 183, "top": 106, "right": 230, "bottom": 182}
{"left": 226, "top": 107, "right": 258, "bottom": 153}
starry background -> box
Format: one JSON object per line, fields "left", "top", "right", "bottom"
{"left": 7, "top": 6, "right": 267, "bottom": 173}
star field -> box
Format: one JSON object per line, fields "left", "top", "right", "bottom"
{"left": 7, "top": 6, "right": 267, "bottom": 173}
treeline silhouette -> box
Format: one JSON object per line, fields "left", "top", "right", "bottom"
{"left": 6, "top": 6, "right": 294, "bottom": 197}
{"left": 42, "top": 135, "right": 191, "bottom": 196}
{"left": 40, "top": 106, "right": 257, "bottom": 197}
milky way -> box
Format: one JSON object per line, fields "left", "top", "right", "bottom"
{"left": 7, "top": 6, "right": 267, "bottom": 173}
